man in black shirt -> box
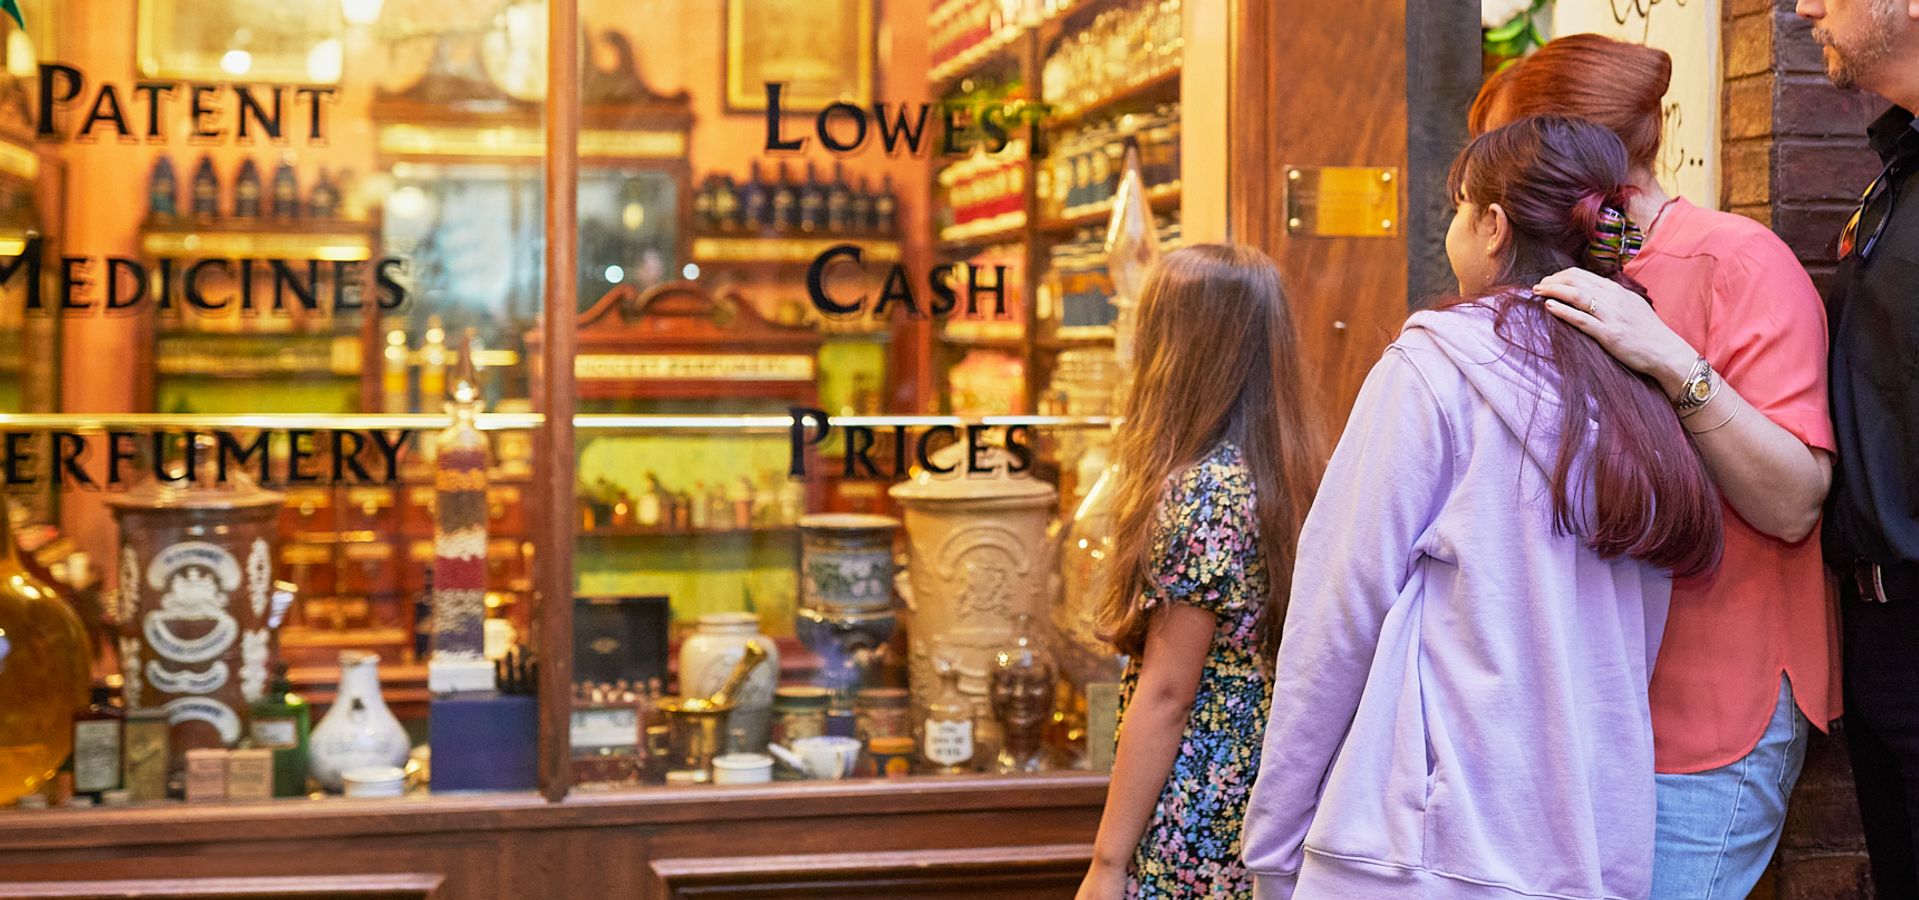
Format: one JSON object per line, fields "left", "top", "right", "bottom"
{"left": 1796, "top": 0, "right": 1919, "bottom": 892}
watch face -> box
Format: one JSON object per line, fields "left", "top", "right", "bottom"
{"left": 1691, "top": 379, "right": 1712, "bottom": 402}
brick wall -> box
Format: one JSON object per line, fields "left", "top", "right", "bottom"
{"left": 1722, "top": 0, "right": 1889, "bottom": 898}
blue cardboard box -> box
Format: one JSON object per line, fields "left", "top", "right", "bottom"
{"left": 429, "top": 692, "right": 538, "bottom": 792}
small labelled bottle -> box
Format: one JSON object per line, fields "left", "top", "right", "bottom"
{"left": 874, "top": 173, "right": 900, "bottom": 236}
{"left": 148, "top": 156, "right": 179, "bottom": 221}
{"left": 770, "top": 161, "right": 798, "bottom": 235}
{"left": 70, "top": 682, "right": 125, "bottom": 804}
{"left": 689, "top": 482, "right": 710, "bottom": 530}
{"left": 798, "top": 161, "right": 825, "bottom": 234}
{"left": 190, "top": 155, "right": 220, "bottom": 219}
{"left": 921, "top": 659, "right": 975, "bottom": 774}
{"left": 381, "top": 328, "right": 410, "bottom": 414}
{"left": 826, "top": 162, "right": 853, "bottom": 235}
{"left": 270, "top": 157, "right": 300, "bottom": 220}
{"left": 307, "top": 168, "right": 342, "bottom": 219}
{"left": 731, "top": 476, "right": 754, "bottom": 530}
{"left": 412, "top": 567, "right": 435, "bottom": 663}
{"left": 249, "top": 663, "right": 311, "bottom": 798}
{"left": 852, "top": 175, "right": 876, "bottom": 237}
{"left": 714, "top": 172, "right": 743, "bottom": 234}
{"left": 740, "top": 162, "right": 769, "bottom": 235}
{"left": 232, "top": 159, "right": 263, "bottom": 218}
{"left": 636, "top": 473, "right": 663, "bottom": 529}
{"left": 693, "top": 174, "right": 718, "bottom": 232}
{"left": 419, "top": 316, "right": 448, "bottom": 407}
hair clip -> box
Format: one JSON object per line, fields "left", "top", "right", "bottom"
{"left": 1587, "top": 205, "right": 1644, "bottom": 266}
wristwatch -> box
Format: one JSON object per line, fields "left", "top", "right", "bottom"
{"left": 1674, "top": 356, "right": 1715, "bottom": 412}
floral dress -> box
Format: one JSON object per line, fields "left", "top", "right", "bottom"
{"left": 1119, "top": 441, "right": 1271, "bottom": 899}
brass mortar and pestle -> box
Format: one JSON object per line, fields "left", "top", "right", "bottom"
{"left": 658, "top": 640, "right": 768, "bottom": 778}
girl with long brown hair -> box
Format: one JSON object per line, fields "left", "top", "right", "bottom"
{"left": 1076, "top": 244, "right": 1322, "bottom": 900}
{"left": 1243, "top": 116, "right": 1723, "bottom": 900}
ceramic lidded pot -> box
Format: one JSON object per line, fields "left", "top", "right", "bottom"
{"left": 794, "top": 514, "right": 900, "bottom": 693}
{"left": 887, "top": 448, "right": 1058, "bottom": 726}
{"left": 108, "top": 471, "right": 286, "bottom": 768}
{"left": 679, "top": 612, "right": 781, "bottom": 752}
{"left": 796, "top": 513, "right": 900, "bottom": 616}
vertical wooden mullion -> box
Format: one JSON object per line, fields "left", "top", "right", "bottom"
{"left": 536, "top": 0, "right": 579, "bottom": 803}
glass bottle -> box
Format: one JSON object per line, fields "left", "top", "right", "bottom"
{"left": 248, "top": 663, "right": 311, "bottom": 798}
{"left": 852, "top": 175, "right": 876, "bottom": 236}
{"left": 0, "top": 495, "right": 90, "bottom": 806}
{"left": 875, "top": 173, "right": 899, "bottom": 235}
{"left": 419, "top": 317, "right": 448, "bottom": 407}
{"left": 921, "top": 659, "right": 975, "bottom": 774}
{"left": 991, "top": 613, "right": 1059, "bottom": 773}
{"left": 798, "top": 161, "right": 825, "bottom": 234}
{"left": 689, "top": 482, "right": 710, "bottom": 530}
{"left": 71, "top": 684, "right": 124, "bottom": 802}
{"left": 411, "top": 568, "right": 435, "bottom": 663}
{"left": 232, "top": 159, "right": 263, "bottom": 218}
{"left": 693, "top": 174, "right": 718, "bottom": 232}
{"left": 148, "top": 155, "right": 179, "bottom": 220}
{"left": 270, "top": 158, "right": 300, "bottom": 220}
{"left": 190, "top": 155, "right": 220, "bottom": 219}
{"left": 637, "top": 473, "right": 663, "bottom": 528}
{"left": 771, "top": 161, "right": 798, "bottom": 234}
{"left": 826, "top": 162, "right": 853, "bottom": 235}
{"left": 714, "top": 173, "right": 742, "bottom": 234}
{"left": 741, "top": 162, "right": 769, "bottom": 234}
{"left": 307, "top": 168, "right": 342, "bottom": 219}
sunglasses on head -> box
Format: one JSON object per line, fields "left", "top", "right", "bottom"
{"left": 1840, "top": 161, "right": 1901, "bottom": 263}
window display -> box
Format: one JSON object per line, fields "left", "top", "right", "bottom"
{"left": 0, "top": 0, "right": 1191, "bottom": 815}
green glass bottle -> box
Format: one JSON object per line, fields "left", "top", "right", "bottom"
{"left": 249, "top": 662, "right": 310, "bottom": 798}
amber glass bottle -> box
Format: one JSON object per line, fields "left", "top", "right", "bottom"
{"left": 0, "top": 498, "right": 91, "bottom": 805}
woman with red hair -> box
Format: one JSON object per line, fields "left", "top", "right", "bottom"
{"left": 1475, "top": 33, "right": 1838, "bottom": 900}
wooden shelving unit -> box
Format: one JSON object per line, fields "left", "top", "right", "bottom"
{"left": 936, "top": 212, "right": 1028, "bottom": 247}
{"left": 578, "top": 525, "right": 798, "bottom": 540}
{"left": 691, "top": 234, "right": 902, "bottom": 266}
{"left": 1037, "top": 183, "right": 1182, "bottom": 234}
{"left": 138, "top": 218, "right": 380, "bottom": 261}
{"left": 1045, "top": 68, "right": 1182, "bottom": 129}
{"left": 928, "top": 0, "right": 1182, "bottom": 415}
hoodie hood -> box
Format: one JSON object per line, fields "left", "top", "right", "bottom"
{"left": 1400, "top": 299, "right": 1575, "bottom": 478}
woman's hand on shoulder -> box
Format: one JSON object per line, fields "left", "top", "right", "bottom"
{"left": 1532, "top": 267, "right": 1700, "bottom": 397}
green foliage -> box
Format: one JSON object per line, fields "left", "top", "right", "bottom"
{"left": 1483, "top": 0, "right": 1554, "bottom": 63}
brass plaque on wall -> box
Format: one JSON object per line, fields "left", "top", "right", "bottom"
{"left": 1284, "top": 166, "right": 1400, "bottom": 237}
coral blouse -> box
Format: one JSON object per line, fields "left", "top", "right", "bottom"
{"left": 1627, "top": 198, "right": 1840, "bottom": 774}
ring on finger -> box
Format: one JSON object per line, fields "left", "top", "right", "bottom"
{"left": 1583, "top": 297, "right": 1598, "bottom": 315}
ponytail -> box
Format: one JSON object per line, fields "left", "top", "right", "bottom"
{"left": 1443, "top": 115, "right": 1722, "bottom": 577}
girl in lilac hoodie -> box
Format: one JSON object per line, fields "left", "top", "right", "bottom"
{"left": 1242, "top": 116, "right": 1725, "bottom": 900}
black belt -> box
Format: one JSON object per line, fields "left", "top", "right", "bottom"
{"left": 1850, "top": 559, "right": 1919, "bottom": 603}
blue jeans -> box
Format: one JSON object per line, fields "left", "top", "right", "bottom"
{"left": 1651, "top": 676, "right": 1810, "bottom": 899}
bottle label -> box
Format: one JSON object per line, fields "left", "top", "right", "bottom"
{"left": 923, "top": 718, "right": 973, "bottom": 767}
{"left": 252, "top": 717, "right": 298, "bottom": 749}
{"left": 73, "top": 720, "right": 123, "bottom": 793}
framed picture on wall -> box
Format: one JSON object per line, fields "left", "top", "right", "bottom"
{"left": 136, "top": 0, "right": 342, "bottom": 83}
{"left": 723, "top": 0, "right": 874, "bottom": 113}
